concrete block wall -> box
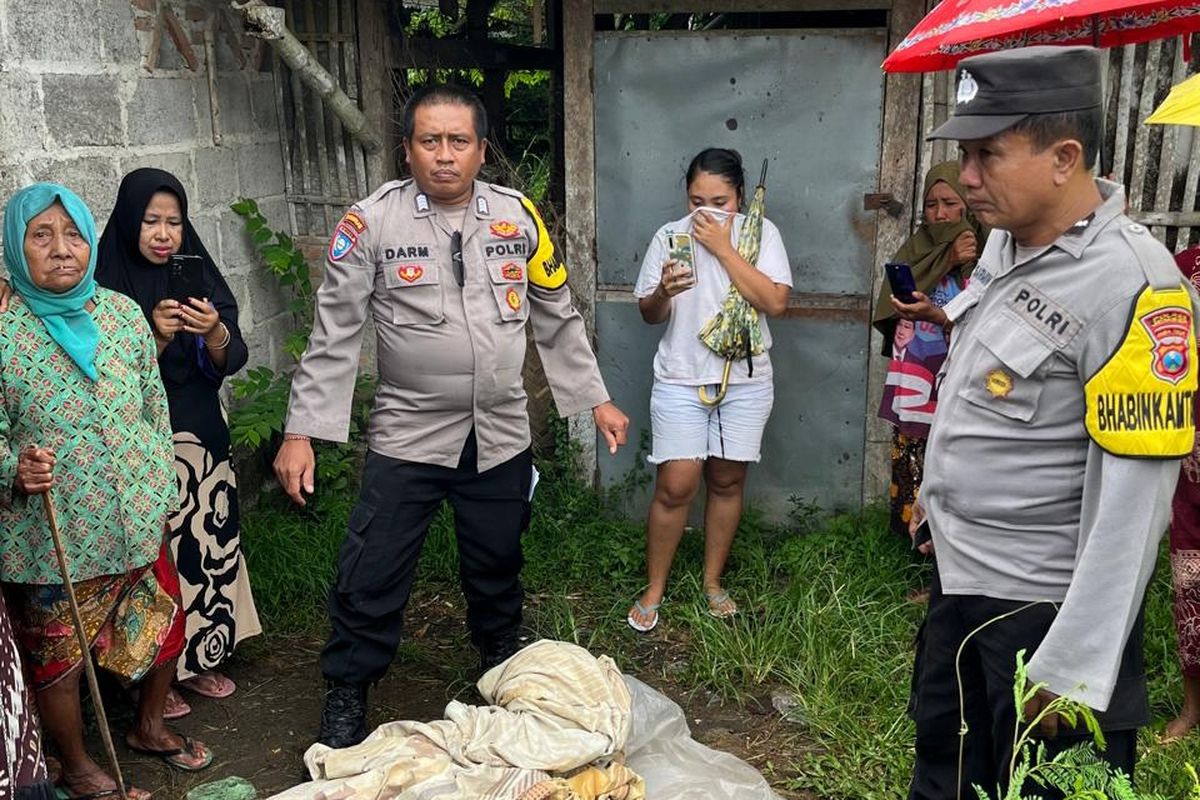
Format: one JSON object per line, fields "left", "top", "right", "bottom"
{"left": 0, "top": 0, "right": 293, "bottom": 373}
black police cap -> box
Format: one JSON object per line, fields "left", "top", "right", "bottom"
{"left": 928, "top": 45, "right": 1102, "bottom": 142}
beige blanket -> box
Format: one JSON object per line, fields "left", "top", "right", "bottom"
{"left": 270, "top": 640, "right": 643, "bottom": 800}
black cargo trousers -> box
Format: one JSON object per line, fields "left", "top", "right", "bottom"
{"left": 319, "top": 430, "right": 533, "bottom": 684}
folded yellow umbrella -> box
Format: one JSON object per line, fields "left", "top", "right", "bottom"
{"left": 1147, "top": 73, "right": 1200, "bottom": 126}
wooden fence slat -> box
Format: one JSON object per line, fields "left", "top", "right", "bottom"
{"left": 284, "top": 0, "right": 317, "bottom": 236}
{"left": 1112, "top": 44, "right": 1136, "bottom": 185}
{"left": 1153, "top": 39, "right": 1186, "bottom": 244}
{"left": 304, "top": 0, "right": 335, "bottom": 235}
{"left": 1130, "top": 40, "right": 1162, "bottom": 212}
{"left": 327, "top": 0, "right": 352, "bottom": 202}
{"left": 343, "top": 0, "right": 369, "bottom": 197}
{"left": 272, "top": 49, "right": 300, "bottom": 236}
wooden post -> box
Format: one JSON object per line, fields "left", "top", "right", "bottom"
{"left": 562, "top": 0, "right": 599, "bottom": 479}
{"left": 356, "top": 0, "right": 395, "bottom": 189}
{"left": 863, "top": 0, "right": 925, "bottom": 505}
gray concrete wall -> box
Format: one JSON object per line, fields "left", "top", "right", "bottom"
{"left": 0, "top": 0, "right": 292, "bottom": 371}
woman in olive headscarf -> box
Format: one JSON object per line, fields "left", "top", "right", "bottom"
{"left": 872, "top": 161, "right": 987, "bottom": 546}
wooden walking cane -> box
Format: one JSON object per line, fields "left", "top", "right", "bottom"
{"left": 43, "top": 488, "right": 129, "bottom": 800}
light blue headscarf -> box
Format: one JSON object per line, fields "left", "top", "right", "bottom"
{"left": 3, "top": 183, "right": 100, "bottom": 380}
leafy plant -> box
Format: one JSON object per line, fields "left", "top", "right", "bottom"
{"left": 974, "top": 650, "right": 1193, "bottom": 800}
{"left": 227, "top": 198, "right": 373, "bottom": 504}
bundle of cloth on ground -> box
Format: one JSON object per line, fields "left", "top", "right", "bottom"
{"left": 270, "top": 639, "right": 781, "bottom": 800}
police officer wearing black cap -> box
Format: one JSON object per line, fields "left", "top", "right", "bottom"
{"left": 893, "top": 46, "right": 1198, "bottom": 798}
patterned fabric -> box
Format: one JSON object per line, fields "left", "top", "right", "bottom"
{"left": 170, "top": 431, "right": 260, "bottom": 680}
{"left": 0, "top": 289, "right": 176, "bottom": 584}
{"left": 5, "top": 539, "right": 183, "bottom": 690}
{"left": 1172, "top": 422, "right": 1200, "bottom": 678}
{"left": 889, "top": 430, "right": 926, "bottom": 538}
{"left": 0, "top": 588, "right": 52, "bottom": 799}
{"left": 896, "top": 1, "right": 1200, "bottom": 54}
{"left": 697, "top": 180, "right": 767, "bottom": 364}
{"left": 879, "top": 274, "right": 964, "bottom": 438}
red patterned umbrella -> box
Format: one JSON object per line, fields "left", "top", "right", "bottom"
{"left": 883, "top": 0, "right": 1200, "bottom": 73}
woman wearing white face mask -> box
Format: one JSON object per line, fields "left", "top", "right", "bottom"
{"left": 626, "top": 148, "right": 792, "bottom": 632}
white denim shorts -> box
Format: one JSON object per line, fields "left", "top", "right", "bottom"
{"left": 648, "top": 380, "right": 775, "bottom": 464}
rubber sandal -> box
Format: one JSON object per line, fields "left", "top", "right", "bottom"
{"left": 178, "top": 671, "right": 236, "bottom": 699}
{"left": 59, "top": 780, "right": 149, "bottom": 800}
{"left": 626, "top": 599, "right": 661, "bottom": 632}
{"left": 131, "top": 686, "right": 191, "bottom": 720}
{"left": 127, "top": 734, "right": 213, "bottom": 771}
{"left": 704, "top": 590, "right": 738, "bottom": 619}
{"left": 163, "top": 687, "right": 192, "bottom": 719}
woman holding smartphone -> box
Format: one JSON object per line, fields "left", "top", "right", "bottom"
{"left": 627, "top": 148, "right": 792, "bottom": 632}
{"left": 96, "top": 168, "right": 260, "bottom": 716}
{"left": 871, "top": 162, "right": 986, "bottom": 554}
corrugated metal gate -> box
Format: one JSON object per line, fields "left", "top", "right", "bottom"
{"left": 591, "top": 28, "right": 886, "bottom": 517}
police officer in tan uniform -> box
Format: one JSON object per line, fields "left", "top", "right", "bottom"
{"left": 274, "top": 85, "right": 629, "bottom": 749}
{"left": 893, "top": 47, "right": 1197, "bottom": 798}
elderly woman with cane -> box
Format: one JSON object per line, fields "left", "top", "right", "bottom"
{"left": 0, "top": 183, "right": 212, "bottom": 800}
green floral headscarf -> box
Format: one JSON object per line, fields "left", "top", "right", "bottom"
{"left": 3, "top": 183, "right": 100, "bottom": 380}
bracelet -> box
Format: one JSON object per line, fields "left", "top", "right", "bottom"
{"left": 208, "top": 323, "right": 231, "bottom": 350}
{"left": 283, "top": 433, "right": 311, "bottom": 442}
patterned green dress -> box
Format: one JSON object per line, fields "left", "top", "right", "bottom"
{"left": 0, "top": 288, "right": 176, "bottom": 584}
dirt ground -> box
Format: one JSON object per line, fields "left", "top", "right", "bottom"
{"left": 74, "top": 592, "right": 813, "bottom": 799}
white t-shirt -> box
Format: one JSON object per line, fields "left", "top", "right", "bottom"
{"left": 634, "top": 212, "right": 792, "bottom": 385}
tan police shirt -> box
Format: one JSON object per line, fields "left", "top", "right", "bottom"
{"left": 284, "top": 179, "right": 610, "bottom": 472}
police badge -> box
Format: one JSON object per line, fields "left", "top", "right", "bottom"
{"left": 1142, "top": 306, "right": 1193, "bottom": 385}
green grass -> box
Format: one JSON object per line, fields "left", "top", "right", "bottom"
{"left": 239, "top": 454, "right": 1200, "bottom": 798}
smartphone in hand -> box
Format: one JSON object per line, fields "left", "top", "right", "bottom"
{"left": 167, "top": 254, "right": 208, "bottom": 304}
{"left": 665, "top": 231, "right": 697, "bottom": 288}
{"left": 885, "top": 261, "right": 918, "bottom": 304}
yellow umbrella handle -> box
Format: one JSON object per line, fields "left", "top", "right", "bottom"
{"left": 698, "top": 360, "right": 734, "bottom": 406}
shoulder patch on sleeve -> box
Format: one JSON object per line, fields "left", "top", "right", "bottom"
{"left": 1085, "top": 283, "right": 1197, "bottom": 457}
{"left": 519, "top": 196, "right": 567, "bottom": 290}
{"left": 329, "top": 206, "right": 366, "bottom": 262}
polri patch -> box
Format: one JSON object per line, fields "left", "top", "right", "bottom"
{"left": 1007, "top": 280, "right": 1080, "bottom": 348}
{"left": 490, "top": 220, "right": 521, "bottom": 239}
{"left": 501, "top": 262, "right": 523, "bottom": 281}
{"left": 506, "top": 287, "right": 521, "bottom": 311}
{"left": 329, "top": 224, "right": 358, "bottom": 262}
{"left": 1141, "top": 306, "right": 1193, "bottom": 385}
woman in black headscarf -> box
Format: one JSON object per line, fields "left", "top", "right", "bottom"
{"left": 96, "top": 168, "right": 261, "bottom": 718}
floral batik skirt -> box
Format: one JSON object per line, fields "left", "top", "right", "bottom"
{"left": 169, "top": 432, "right": 260, "bottom": 680}
{"left": 5, "top": 539, "right": 184, "bottom": 690}
{"left": 1173, "top": 444, "right": 1200, "bottom": 679}
{"left": 889, "top": 429, "right": 926, "bottom": 539}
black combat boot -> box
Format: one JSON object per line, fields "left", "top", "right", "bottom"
{"left": 478, "top": 631, "right": 523, "bottom": 672}
{"left": 316, "top": 679, "right": 368, "bottom": 749}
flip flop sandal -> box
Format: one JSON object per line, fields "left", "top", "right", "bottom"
{"left": 626, "top": 599, "right": 661, "bottom": 632}
{"left": 163, "top": 688, "right": 192, "bottom": 719}
{"left": 128, "top": 734, "right": 214, "bottom": 772}
{"left": 704, "top": 591, "right": 738, "bottom": 619}
{"left": 131, "top": 687, "right": 191, "bottom": 720}
{"left": 178, "top": 672, "right": 236, "bottom": 699}
{"left": 58, "top": 780, "right": 148, "bottom": 800}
